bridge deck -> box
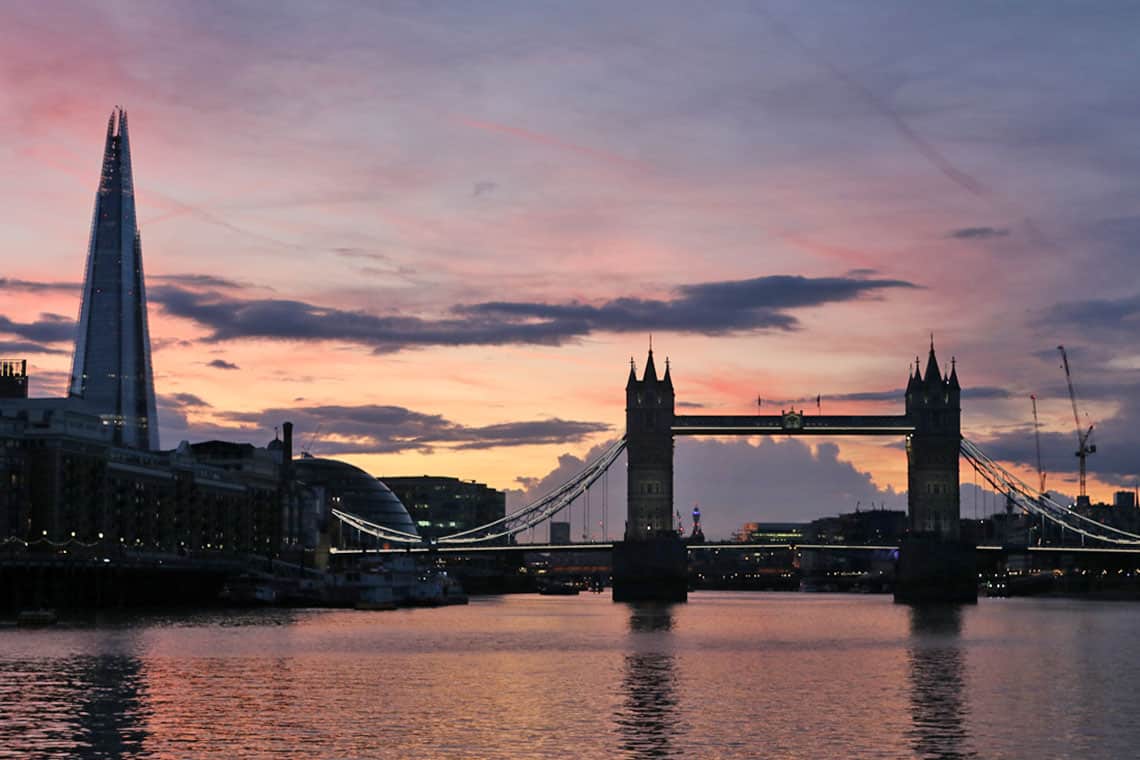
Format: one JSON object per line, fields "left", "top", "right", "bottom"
{"left": 672, "top": 414, "right": 914, "bottom": 436}
{"left": 331, "top": 543, "right": 1140, "bottom": 556}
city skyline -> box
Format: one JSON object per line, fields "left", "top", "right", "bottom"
{"left": 2, "top": 3, "right": 1138, "bottom": 537}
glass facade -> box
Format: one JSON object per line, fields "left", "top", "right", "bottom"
{"left": 69, "top": 109, "right": 158, "bottom": 450}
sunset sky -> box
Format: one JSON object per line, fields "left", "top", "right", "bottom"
{"left": 3, "top": 2, "right": 1138, "bottom": 538}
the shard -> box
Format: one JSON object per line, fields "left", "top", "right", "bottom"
{"left": 69, "top": 108, "right": 159, "bottom": 449}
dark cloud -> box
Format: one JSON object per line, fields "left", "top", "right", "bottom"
{"left": 333, "top": 248, "right": 390, "bottom": 262}
{"left": 190, "top": 404, "right": 611, "bottom": 456}
{"left": 676, "top": 401, "right": 706, "bottom": 409}
{"left": 0, "top": 313, "right": 74, "bottom": 344}
{"left": 149, "top": 274, "right": 916, "bottom": 353}
{"left": 151, "top": 273, "right": 249, "bottom": 289}
{"left": 207, "top": 358, "right": 240, "bottom": 370}
{"left": 972, "top": 379, "right": 1140, "bottom": 486}
{"left": 948, "top": 227, "right": 1010, "bottom": 240}
{"left": 163, "top": 392, "right": 212, "bottom": 409}
{"left": 0, "top": 277, "right": 79, "bottom": 292}
{"left": 469, "top": 276, "right": 918, "bottom": 333}
{"left": 961, "top": 387, "right": 1013, "bottom": 400}
{"left": 454, "top": 419, "right": 609, "bottom": 450}
{"left": 786, "top": 385, "right": 1011, "bottom": 404}
{"left": 0, "top": 340, "right": 68, "bottom": 355}
{"left": 1045, "top": 292, "right": 1140, "bottom": 336}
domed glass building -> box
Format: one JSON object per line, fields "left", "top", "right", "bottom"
{"left": 293, "top": 457, "right": 418, "bottom": 538}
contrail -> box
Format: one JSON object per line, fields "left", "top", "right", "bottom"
{"left": 457, "top": 117, "right": 656, "bottom": 176}
{"left": 757, "top": 9, "right": 986, "bottom": 197}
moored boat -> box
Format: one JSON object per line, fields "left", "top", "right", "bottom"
{"left": 16, "top": 609, "right": 58, "bottom": 627}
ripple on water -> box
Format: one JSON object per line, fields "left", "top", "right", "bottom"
{"left": 1, "top": 594, "right": 1139, "bottom": 759}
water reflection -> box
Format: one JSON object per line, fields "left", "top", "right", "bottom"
{"left": 0, "top": 638, "right": 148, "bottom": 758}
{"left": 628, "top": 603, "right": 675, "bottom": 633}
{"left": 907, "top": 605, "right": 974, "bottom": 759}
{"left": 616, "top": 604, "right": 682, "bottom": 758}
{"left": 72, "top": 653, "right": 149, "bottom": 758}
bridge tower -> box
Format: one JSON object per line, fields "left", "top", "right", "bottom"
{"left": 613, "top": 348, "right": 687, "bottom": 602}
{"left": 624, "top": 349, "right": 674, "bottom": 539}
{"left": 906, "top": 342, "right": 961, "bottom": 539}
{"left": 896, "top": 340, "right": 976, "bottom": 603}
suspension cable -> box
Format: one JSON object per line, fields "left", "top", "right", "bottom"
{"left": 961, "top": 438, "right": 1140, "bottom": 545}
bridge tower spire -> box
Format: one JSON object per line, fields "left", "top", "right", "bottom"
{"left": 625, "top": 348, "right": 674, "bottom": 538}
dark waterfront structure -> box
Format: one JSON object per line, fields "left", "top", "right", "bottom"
{"left": 0, "top": 361, "right": 28, "bottom": 399}
{"left": 617, "top": 340, "right": 975, "bottom": 604}
{"left": 0, "top": 111, "right": 375, "bottom": 611}
{"left": 382, "top": 475, "right": 504, "bottom": 543}
{"left": 734, "top": 522, "right": 808, "bottom": 544}
{"left": 0, "top": 409, "right": 296, "bottom": 611}
{"left": 69, "top": 108, "right": 158, "bottom": 450}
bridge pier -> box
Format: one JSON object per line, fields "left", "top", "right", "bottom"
{"left": 612, "top": 537, "right": 688, "bottom": 603}
{"left": 895, "top": 538, "right": 977, "bottom": 603}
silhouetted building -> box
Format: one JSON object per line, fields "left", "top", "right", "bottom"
{"left": 0, "top": 404, "right": 286, "bottom": 556}
{"left": 808, "top": 509, "right": 907, "bottom": 545}
{"left": 549, "top": 521, "right": 571, "bottom": 545}
{"left": 383, "top": 475, "right": 505, "bottom": 542}
{"left": 0, "top": 361, "right": 28, "bottom": 399}
{"left": 1115, "top": 491, "right": 1137, "bottom": 509}
{"left": 69, "top": 108, "right": 158, "bottom": 449}
{"left": 734, "top": 522, "right": 807, "bottom": 544}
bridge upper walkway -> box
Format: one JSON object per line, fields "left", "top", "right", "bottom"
{"left": 672, "top": 414, "right": 913, "bottom": 436}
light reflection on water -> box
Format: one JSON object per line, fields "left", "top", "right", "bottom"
{"left": 617, "top": 604, "right": 681, "bottom": 758}
{"left": 2, "top": 594, "right": 1140, "bottom": 759}
{"left": 906, "top": 605, "right": 973, "bottom": 760}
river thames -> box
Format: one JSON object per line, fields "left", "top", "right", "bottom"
{"left": 2, "top": 592, "right": 1139, "bottom": 758}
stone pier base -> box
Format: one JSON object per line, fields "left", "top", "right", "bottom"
{"left": 612, "top": 536, "right": 688, "bottom": 603}
{"left": 894, "top": 538, "right": 977, "bottom": 604}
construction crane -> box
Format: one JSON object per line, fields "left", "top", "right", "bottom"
{"left": 1030, "top": 394, "right": 1047, "bottom": 496}
{"left": 1057, "top": 346, "right": 1096, "bottom": 500}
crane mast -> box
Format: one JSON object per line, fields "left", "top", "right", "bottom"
{"left": 1030, "top": 394, "right": 1046, "bottom": 496}
{"left": 1057, "top": 346, "right": 1096, "bottom": 501}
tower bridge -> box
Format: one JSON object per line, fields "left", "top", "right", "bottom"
{"left": 615, "top": 340, "right": 968, "bottom": 602}
{"left": 333, "top": 336, "right": 1140, "bottom": 603}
